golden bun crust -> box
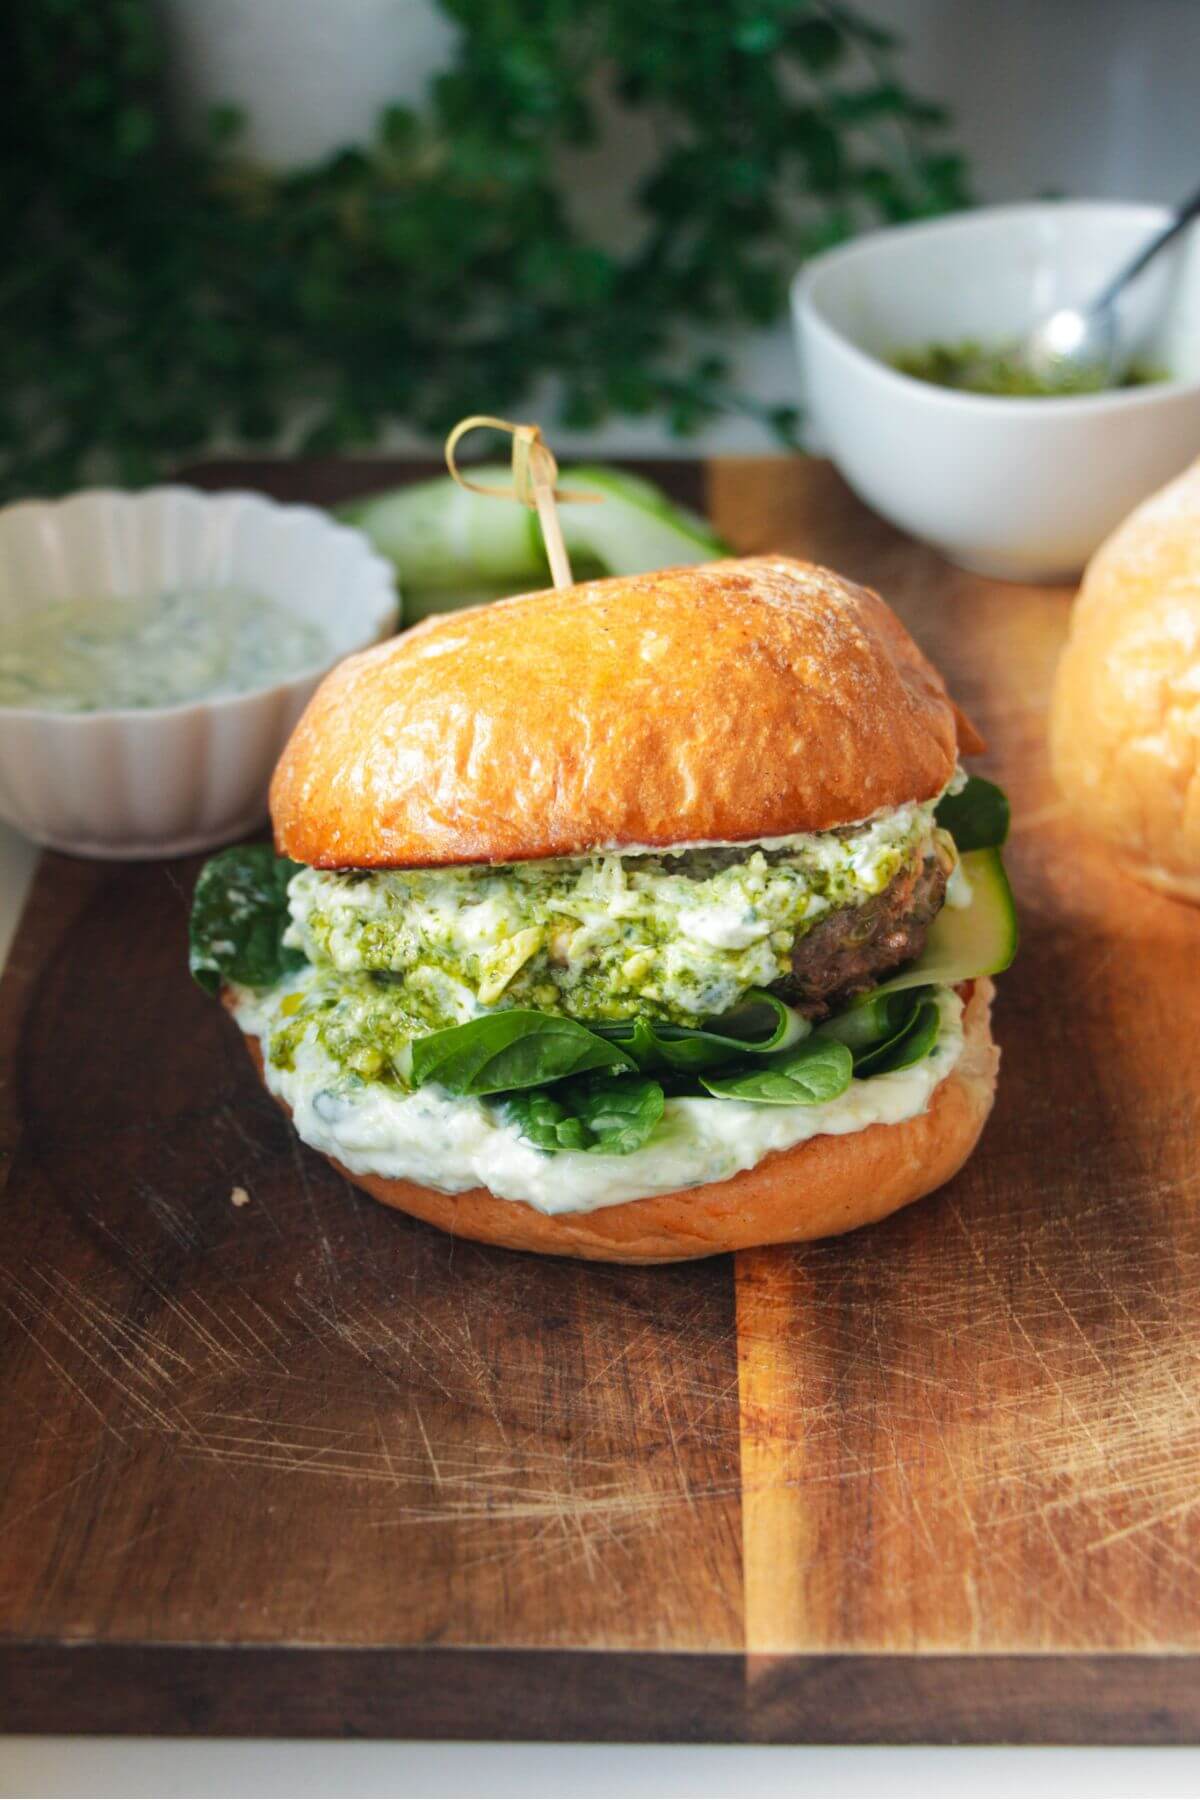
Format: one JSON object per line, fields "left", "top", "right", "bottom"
{"left": 1051, "top": 459, "right": 1200, "bottom": 904}
{"left": 271, "top": 556, "right": 963, "bottom": 867}
{"left": 236, "top": 980, "right": 997, "bottom": 1264}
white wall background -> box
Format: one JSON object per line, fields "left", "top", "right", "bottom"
{"left": 160, "top": 0, "right": 1200, "bottom": 454}
{"left": 163, "top": 0, "right": 1200, "bottom": 201}
{"left": 873, "top": 0, "right": 1200, "bottom": 206}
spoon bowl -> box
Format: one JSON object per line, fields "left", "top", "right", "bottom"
{"left": 1020, "top": 303, "right": 1121, "bottom": 390}
{"left": 1014, "top": 179, "right": 1200, "bottom": 391}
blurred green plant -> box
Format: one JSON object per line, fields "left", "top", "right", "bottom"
{"left": 1, "top": 0, "right": 969, "bottom": 495}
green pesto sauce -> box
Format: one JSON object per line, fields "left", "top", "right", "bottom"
{"left": 284, "top": 801, "right": 942, "bottom": 1042}
{"left": 891, "top": 339, "right": 1166, "bottom": 398}
{"left": 268, "top": 969, "right": 426, "bottom": 1085}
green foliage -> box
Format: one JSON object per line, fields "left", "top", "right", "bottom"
{"left": 2, "top": 0, "right": 969, "bottom": 495}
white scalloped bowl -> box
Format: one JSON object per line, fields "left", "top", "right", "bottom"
{"left": 0, "top": 487, "right": 398, "bottom": 859}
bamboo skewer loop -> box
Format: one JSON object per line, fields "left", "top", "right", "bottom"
{"left": 444, "top": 415, "right": 601, "bottom": 591}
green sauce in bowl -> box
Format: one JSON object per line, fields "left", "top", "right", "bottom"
{"left": 891, "top": 339, "right": 1167, "bottom": 397}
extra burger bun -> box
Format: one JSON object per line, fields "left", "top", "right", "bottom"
{"left": 234, "top": 980, "right": 998, "bottom": 1264}
{"left": 1052, "top": 459, "right": 1200, "bottom": 904}
{"left": 271, "top": 556, "right": 975, "bottom": 868}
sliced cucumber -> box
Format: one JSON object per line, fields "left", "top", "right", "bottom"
{"left": 854, "top": 848, "right": 1018, "bottom": 1005}
{"left": 555, "top": 466, "right": 727, "bottom": 570}
{"left": 339, "top": 467, "right": 538, "bottom": 594}
{"left": 338, "top": 464, "right": 727, "bottom": 620}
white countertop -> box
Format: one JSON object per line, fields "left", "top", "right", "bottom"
{"left": 5, "top": 1735, "right": 1200, "bottom": 1797}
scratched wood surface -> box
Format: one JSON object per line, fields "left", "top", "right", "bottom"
{"left": 2, "top": 457, "right": 1200, "bottom": 1743}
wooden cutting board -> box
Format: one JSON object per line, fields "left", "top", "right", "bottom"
{"left": 3, "top": 456, "right": 1200, "bottom": 1744}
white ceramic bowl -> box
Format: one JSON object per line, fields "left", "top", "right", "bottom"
{"left": 794, "top": 202, "right": 1200, "bottom": 580}
{"left": 0, "top": 486, "right": 398, "bottom": 858}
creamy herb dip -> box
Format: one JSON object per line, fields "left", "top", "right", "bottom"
{"left": 0, "top": 585, "right": 330, "bottom": 712}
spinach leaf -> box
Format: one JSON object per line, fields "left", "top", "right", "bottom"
{"left": 853, "top": 998, "right": 940, "bottom": 1077}
{"left": 411, "top": 1010, "right": 634, "bottom": 1097}
{"left": 701, "top": 1036, "right": 853, "bottom": 1105}
{"left": 503, "top": 1074, "right": 664, "bottom": 1157}
{"left": 818, "top": 986, "right": 940, "bottom": 1062}
{"left": 818, "top": 986, "right": 942, "bottom": 1076}
{"left": 568, "top": 1074, "right": 665, "bottom": 1154}
{"left": 935, "top": 774, "right": 1010, "bottom": 852}
{"left": 595, "top": 989, "right": 803, "bottom": 1075}
{"left": 816, "top": 988, "right": 918, "bottom": 1055}
{"left": 189, "top": 846, "right": 305, "bottom": 995}
{"left": 501, "top": 1090, "right": 591, "bottom": 1153}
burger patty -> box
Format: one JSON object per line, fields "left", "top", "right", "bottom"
{"left": 778, "top": 848, "right": 951, "bottom": 1017}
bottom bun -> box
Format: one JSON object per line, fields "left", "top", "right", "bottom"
{"left": 236, "top": 979, "right": 998, "bottom": 1263}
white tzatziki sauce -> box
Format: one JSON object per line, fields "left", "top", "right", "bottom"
{"left": 0, "top": 586, "right": 330, "bottom": 712}
{"left": 232, "top": 983, "right": 966, "bottom": 1217}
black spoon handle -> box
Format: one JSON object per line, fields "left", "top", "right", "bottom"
{"left": 1094, "top": 182, "right": 1200, "bottom": 313}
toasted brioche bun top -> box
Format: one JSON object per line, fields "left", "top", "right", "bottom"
{"left": 272, "top": 555, "right": 968, "bottom": 868}
{"left": 1052, "top": 458, "right": 1200, "bottom": 904}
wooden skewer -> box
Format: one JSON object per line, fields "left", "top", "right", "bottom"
{"left": 528, "top": 442, "right": 572, "bottom": 591}
{"left": 444, "top": 415, "right": 601, "bottom": 592}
